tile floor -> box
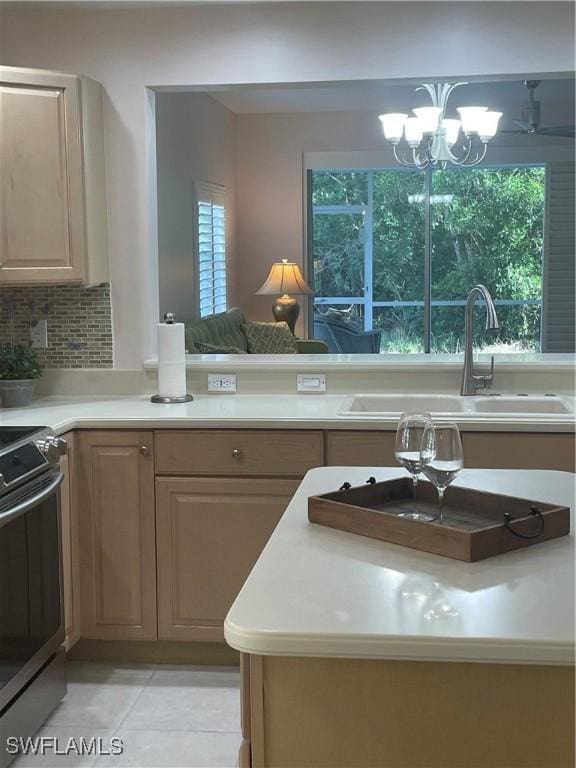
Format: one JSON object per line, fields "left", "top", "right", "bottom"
{"left": 13, "top": 662, "right": 241, "bottom": 768}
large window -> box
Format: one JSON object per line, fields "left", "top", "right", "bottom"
{"left": 310, "top": 167, "right": 546, "bottom": 353}
{"left": 196, "top": 182, "right": 228, "bottom": 318}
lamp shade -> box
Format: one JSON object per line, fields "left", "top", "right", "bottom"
{"left": 456, "top": 106, "right": 488, "bottom": 135}
{"left": 256, "top": 259, "right": 314, "bottom": 296}
{"left": 378, "top": 113, "right": 407, "bottom": 143}
{"left": 476, "top": 111, "right": 503, "bottom": 141}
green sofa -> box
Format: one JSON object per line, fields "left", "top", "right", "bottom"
{"left": 185, "top": 308, "right": 328, "bottom": 354}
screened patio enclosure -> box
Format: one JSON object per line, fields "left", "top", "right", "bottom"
{"left": 307, "top": 166, "right": 554, "bottom": 354}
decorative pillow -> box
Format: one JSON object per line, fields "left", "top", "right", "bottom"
{"left": 195, "top": 341, "right": 245, "bottom": 354}
{"left": 242, "top": 321, "right": 298, "bottom": 354}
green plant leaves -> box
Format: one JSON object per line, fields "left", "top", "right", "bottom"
{"left": 0, "top": 343, "right": 42, "bottom": 380}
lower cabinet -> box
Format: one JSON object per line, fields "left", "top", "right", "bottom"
{"left": 326, "top": 430, "right": 575, "bottom": 472}
{"left": 73, "top": 426, "right": 572, "bottom": 647}
{"left": 78, "top": 431, "right": 157, "bottom": 640}
{"left": 155, "top": 477, "right": 299, "bottom": 641}
{"left": 326, "top": 431, "right": 396, "bottom": 466}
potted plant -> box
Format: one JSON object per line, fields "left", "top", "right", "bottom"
{"left": 0, "top": 343, "right": 42, "bottom": 407}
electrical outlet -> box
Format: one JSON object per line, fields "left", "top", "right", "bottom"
{"left": 208, "top": 373, "right": 237, "bottom": 393}
{"left": 297, "top": 373, "right": 326, "bottom": 393}
{"left": 30, "top": 319, "right": 48, "bottom": 349}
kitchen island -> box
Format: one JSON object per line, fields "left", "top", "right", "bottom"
{"left": 225, "top": 467, "right": 575, "bottom": 768}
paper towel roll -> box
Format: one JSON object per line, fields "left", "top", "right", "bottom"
{"left": 157, "top": 320, "right": 187, "bottom": 398}
{"left": 158, "top": 322, "right": 186, "bottom": 364}
{"left": 158, "top": 361, "right": 187, "bottom": 399}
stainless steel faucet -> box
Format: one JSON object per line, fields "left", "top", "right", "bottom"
{"left": 460, "top": 285, "right": 500, "bottom": 396}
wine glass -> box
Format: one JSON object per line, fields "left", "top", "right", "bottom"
{"left": 394, "top": 411, "right": 434, "bottom": 521}
{"left": 420, "top": 422, "right": 464, "bottom": 523}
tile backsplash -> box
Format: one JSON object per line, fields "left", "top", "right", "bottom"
{"left": 0, "top": 284, "right": 113, "bottom": 368}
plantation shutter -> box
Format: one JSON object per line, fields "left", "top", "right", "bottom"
{"left": 196, "top": 183, "right": 228, "bottom": 318}
{"left": 542, "top": 162, "right": 575, "bottom": 352}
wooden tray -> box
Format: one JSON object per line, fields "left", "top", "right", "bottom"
{"left": 308, "top": 477, "right": 570, "bottom": 562}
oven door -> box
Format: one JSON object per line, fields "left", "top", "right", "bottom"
{"left": 0, "top": 470, "right": 64, "bottom": 710}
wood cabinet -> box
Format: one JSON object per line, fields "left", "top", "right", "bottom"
{"left": 77, "top": 431, "right": 157, "bottom": 640}
{"left": 156, "top": 477, "right": 299, "bottom": 641}
{"left": 67, "top": 426, "right": 571, "bottom": 650}
{"left": 326, "top": 430, "right": 575, "bottom": 472}
{"left": 461, "top": 431, "right": 575, "bottom": 472}
{"left": 75, "top": 428, "right": 322, "bottom": 644}
{"left": 60, "top": 431, "right": 81, "bottom": 650}
{"left": 0, "top": 66, "right": 108, "bottom": 285}
{"left": 326, "top": 431, "right": 396, "bottom": 467}
{"left": 244, "top": 655, "right": 574, "bottom": 768}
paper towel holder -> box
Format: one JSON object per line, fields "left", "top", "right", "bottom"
{"left": 151, "top": 312, "right": 194, "bottom": 404}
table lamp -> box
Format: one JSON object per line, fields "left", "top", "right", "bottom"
{"left": 256, "top": 259, "right": 314, "bottom": 334}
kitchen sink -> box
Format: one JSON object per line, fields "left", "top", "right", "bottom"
{"left": 472, "top": 396, "right": 571, "bottom": 414}
{"left": 339, "top": 394, "right": 468, "bottom": 416}
{"left": 338, "top": 394, "right": 573, "bottom": 417}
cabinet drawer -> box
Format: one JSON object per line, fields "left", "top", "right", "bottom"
{"left": 155, "top": 430, "right": 324, "bottom": 477}
{"left": 326, "top": 431, "right": 396, "bottom": 466}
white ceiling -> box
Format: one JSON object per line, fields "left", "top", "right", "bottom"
{"left": 208, "top": 77, "right": 575, "bottom": 129}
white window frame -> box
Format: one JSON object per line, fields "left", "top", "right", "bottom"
{"left": 193, "top": 181, "right": 228, "bottom": 319}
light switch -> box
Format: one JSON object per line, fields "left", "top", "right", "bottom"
{"left": 297, "top": 373, "right": 326, "bottom": 392}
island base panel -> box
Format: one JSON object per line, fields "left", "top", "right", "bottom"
{"left": 247, "top": 655, "right": 574, "bottom": 768}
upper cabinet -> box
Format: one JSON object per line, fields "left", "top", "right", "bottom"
{"left": 0, "top": 66, "right": 109, "bottom": 285}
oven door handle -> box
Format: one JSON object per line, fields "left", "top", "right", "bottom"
{"left": 0, "top": 471, "right": 63, "bottom": 527}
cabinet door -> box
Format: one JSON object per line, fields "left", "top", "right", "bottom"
{"left": 60, "top": 432, "right": 81, "bottom": 650}
{"left": 0, "top": 68, "right": 85, "bottom": 283}
{"left": 156, "top": 477, "right": 299, "bottom": 642}
{"left": 78, "top": 432, "right": 157, "bottom": 640}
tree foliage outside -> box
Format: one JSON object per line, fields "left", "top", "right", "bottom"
{"left": 311, "top": 167, "right": 545, "bottom": 353}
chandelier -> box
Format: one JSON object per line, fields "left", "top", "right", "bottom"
{"left": 378, "top": 82, "right": 502, "bottom": 169}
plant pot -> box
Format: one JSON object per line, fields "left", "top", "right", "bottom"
{"left": 0, "top": 379, "right": 36, "bottom": 408}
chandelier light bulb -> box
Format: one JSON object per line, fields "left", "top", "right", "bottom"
{"left": 441, "top": 118, "right": 462, "bottom": 148}
{"left": 476, "top": 111, "right": 503, "bottom": 142}
{"left": 378, "top": 113, "right": 408, "bottom": 144}
{"left": 404, "top": 117, "right": 424, "bottom": 147}
{"left": 456, "top": 106, "right": 488, "bottom": 136}
{"left": 412, "top": 107, "right": 442, "bottom": 135}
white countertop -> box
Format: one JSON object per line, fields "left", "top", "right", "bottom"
{"left": 224, "top": 467, "right": 575, "bottom": 666}
{"left": 0, "top": 394, "right": 574, "bottom": 432}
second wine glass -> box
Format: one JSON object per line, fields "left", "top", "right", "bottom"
{"left": 420, "top": 421, "right": 464, "bottom": 523}
{"left": 394, "top": 411, "right": 433, "bottom": 521}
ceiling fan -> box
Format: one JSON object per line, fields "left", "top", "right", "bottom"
{"left": 504, "top": 80, "right": 575, "bottom": 138}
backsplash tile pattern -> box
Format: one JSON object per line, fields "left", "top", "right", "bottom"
{"left": 0, "top": 284, "right": 113, "bottom": 368}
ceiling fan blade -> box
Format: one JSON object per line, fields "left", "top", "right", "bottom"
{"left": 536, "top": 125, "right": 575, "bottom": 138}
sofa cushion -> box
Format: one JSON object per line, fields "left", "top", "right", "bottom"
{"left": 242, "top": 321, "right": 298, "bottom": 354}
{"left": 185, "top": 308, "right": 248, "bottom": 352}
{"left": 195, "top": 341, "right": 245, "bottom": 354}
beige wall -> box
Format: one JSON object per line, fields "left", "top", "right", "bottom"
{"left": 236, "top": 111, "right": 386, "bottom": 330}
{"left": 156, "top": 93, "right": 237, "bottom": 323}
{"left": 0, "top": 2, "right": 573, "bottom": 366}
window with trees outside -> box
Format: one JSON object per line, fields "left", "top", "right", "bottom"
{"left": 309, "top": 167, "right": 546, "bottom": 353}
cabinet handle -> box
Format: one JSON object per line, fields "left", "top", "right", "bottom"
{"left": 232, "top": 448, "right": 242, "bottom": 460}
{"left": 139, "top": 445, "right": 150, "bottom": 456}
